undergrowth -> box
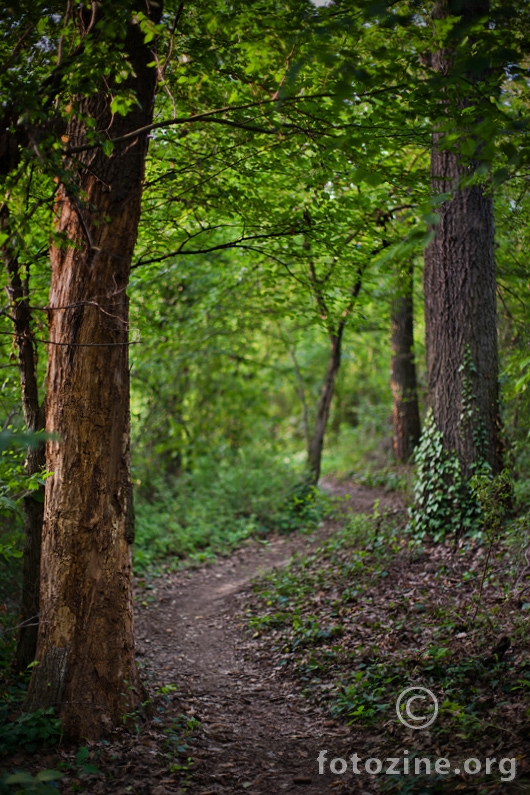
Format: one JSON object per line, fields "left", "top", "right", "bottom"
{"left": 133, "top": 449, "right": 329, "bottom": 571}
{"left": 246, "top": 510, "right": 530, "bottom": 792}
{"left": 0, "top": 661, "right": 63, "bottom": 793}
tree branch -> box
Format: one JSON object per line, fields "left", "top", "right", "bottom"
{"left": 131, "top": 229, "right": 302, "bottom": 268}
{"left": 64, "top": 93, "right": 335, "bottom": 154}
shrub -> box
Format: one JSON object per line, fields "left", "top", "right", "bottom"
{"left": 133, "top": 447, "right": 327, "bottom": 570}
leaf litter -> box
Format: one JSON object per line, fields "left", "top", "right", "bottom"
{"left": 1, "top": 479, "right": 529, "bottom": 794}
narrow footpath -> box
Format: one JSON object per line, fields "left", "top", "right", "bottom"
{"left": 133, "top": 483, "right": 402, "bottom": 795}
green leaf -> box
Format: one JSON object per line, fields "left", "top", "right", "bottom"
{"left": 101, "top": 139, "right": 114, "bottom": 157}
{"left": 351, "top": 167, "right": 384, "bottom": 187}
{"left": 4, "top": 772, "right": 35, "bottom": 784}
{"left": 75, "top": 746, "right": 90, "bottom": 764}
{"left": 81, "top": 764, "right": 102, "bottom": 775}
{"left": 35, "top": 770, "right": 63, "bottom": 782}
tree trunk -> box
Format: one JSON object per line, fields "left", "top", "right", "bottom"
{"left": 305, "top": 257, "right": 363, "bottom": 485}
{"left": 307, "top": 331, "right": 342, "bottom": 484}
{"left": 1, "top": 207, "right": 45, "bottom": 672}
{"left": 26, "top": 6, "right": 161, "bottom": 740}
{"left": 390, "top": 262, "right": 420, "bottom": 462}
{"left": 424, "top": 0, "right": 502, "bottom": 477}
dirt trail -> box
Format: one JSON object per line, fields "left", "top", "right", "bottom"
{"left": 134, "top": 483, "right": 404, "bottom": 795}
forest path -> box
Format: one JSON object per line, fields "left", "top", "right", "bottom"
{"left": 134, "top": 481, "right": 404, "bottom": 795}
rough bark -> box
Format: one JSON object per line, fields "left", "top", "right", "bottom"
{"left": 390, "top": 263, "right": 420, "bottom": 462}
{"left": 26, "top": 5, "right": 161, "bottom": 740}
{"left": 1, "top": 208, "right": 45, "bottom": 672}
{"left": 424, "top": 0, "right": 502, "bottom": 476}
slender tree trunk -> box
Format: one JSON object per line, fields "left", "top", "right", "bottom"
{"left": 1, "top": 207, "right": 45, "bottom": 672}
{"left": 424, "top": 0, "right": 502, "bottom": 476}
{"left": 390, "top": 262, "right": 420, "bottom": 462}
{"left": 26, "top": 6, "right": 161, "bottom": 740}
{"left": 281, "top": 325, "right": 311, "bottom": 454}
{"left": 305, "top": 257, "right": 363, "bottom": 485}
{"left": 307, "top": 331, "right": 342, "bottom": 484}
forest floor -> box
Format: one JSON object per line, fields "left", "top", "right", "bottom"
{"left": 3, "top": 478, "right": 530, "bottom": 795}
{"left": 131, "top": 480, "right": 404, "bottom": 795}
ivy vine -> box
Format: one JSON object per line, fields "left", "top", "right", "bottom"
{"left": 458, "top": 344, "right": 489, "bottom": 461}
{"left": 407, "top": 410, "right": 482, "bottom": 541}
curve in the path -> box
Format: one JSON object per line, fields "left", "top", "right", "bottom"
{"left": 136, "top": 485, "right": 401, "bottom": 795}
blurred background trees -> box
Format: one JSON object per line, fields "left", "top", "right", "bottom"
{"left": 1, "top": 0, "right": 530, "bottom": 738}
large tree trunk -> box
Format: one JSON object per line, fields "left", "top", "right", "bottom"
{"left": 390, "top": 262, "right": 420, "bottom": 462}
{"left": 424, "top": 0, "right": 502, "bottom": 477}
{"left": 1, "top": 208, "right": 45, "bottom": 672}
{"left": 26, "top": 6, "right": 161, "bottom": 740}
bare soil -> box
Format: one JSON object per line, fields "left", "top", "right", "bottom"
{"left": 131, "top": 482, "right": 402, "bottom": 795}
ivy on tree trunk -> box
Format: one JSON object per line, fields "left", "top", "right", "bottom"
{"left": 424, "top": 0, "right": 502, "bottom": 477}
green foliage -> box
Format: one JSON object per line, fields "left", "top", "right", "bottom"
{"left": 133, "top": 446, "right": 328, "bottom": 570}
{"left": 470, "top": 469, "right": 513, "bottom": 536}
{"left": 0, "top": 0, "right": 529, "bottom": 638}
{"left": 354, "top": 467, "right": 411, "bottom": 493}
{"left": 331, "top": 651, "right": 520, "bottom": 731}
{"left": 0, "top": 531, "right": 23, "bottom": 565}
{"left": 0, "top": 448, "right": 26, "bottom": 522}
{"left": 0, "top": 637, "right": 61, "bottom": 760}
{"left": 3, "top": 1, "right": 530, "bottom": 575}
{"left": 0, "top": 706, "right": 61, "bottom": 755}
{"left": 0, "top": 770, "right": 62, "bottom": 795}
{"left": 69, "top": 746, "right": 102, "bottom": 777}
{"left": 246, "top": 506, "right": 530, "bottom": 785}
{"left": 0, "top": 434, "right": 49, "bottom": 569}
{"left": 407, "top": 411, "right": 482, "bottom": 541}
